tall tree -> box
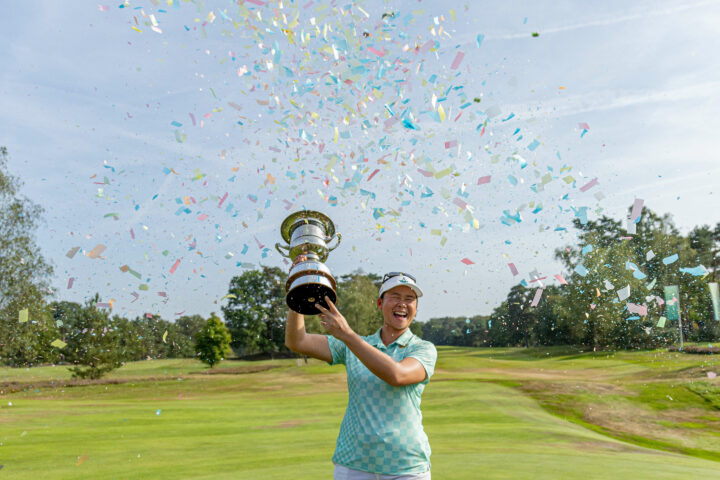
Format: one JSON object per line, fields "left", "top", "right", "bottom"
{"left": 64, "top": 294, "right": 124, "bottom": 379}
{"left": 195, "top": 313, "right": 231, "bottom": 368}
{"left": 222, "top": 266, "right": 287, "bottom": 356}
{"left": 0, "top": 147, "right": 55, "bottom": 366}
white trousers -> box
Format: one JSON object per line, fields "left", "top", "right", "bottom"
{"left": 333, "top": 464, "right": 431, "bottom": 480}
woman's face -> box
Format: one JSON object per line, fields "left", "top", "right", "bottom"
{"left": 377, "top": 285, "right": 418, "bottom": 330}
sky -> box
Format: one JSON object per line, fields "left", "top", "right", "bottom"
{"left": 1, "top": 0, "right": 719, "bottom": 323}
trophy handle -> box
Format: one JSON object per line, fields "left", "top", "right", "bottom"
{"left": 326, "top": 233, "right": 342, "bottom": 252}
{"left": 275, "top": 243, "right": 291, "bottom": 258}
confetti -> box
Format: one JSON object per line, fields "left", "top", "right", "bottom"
{"left": 617, "top": 285, "right": 631, "bottom": 301}
{"left": 477, "top": 175, "right": 491, "bottom": 185}
{"left": 66, "top": 246, "right": 81, "bottom": 258}
{"left": 169, "top": 259, "right": 181, "bottom": 274}
{"left": 579, "top": 178, "right": 598, "bottom": 192}
{"left": 18, "top": 308, "right": 28, "bottom": 323}
{"left": 450, "top": 51, "right": 465, "bottom": 70}
{"left": 162, "top": 331, "right": 168, "bottom": 343}
{"left": 507, "top": 263, "right": 519, "bottom": 276}
{"left": 662, "top": 254, "right": 679, "bottom": 265}
{"left": 76, "top": 455, "right": 89, "bottom": 466}
{"left": 554, "top": 274, "right": 568, "bottom": 285}
{"left": 530, "top": 288, "right": 543, "bottom": 307}
{"left": 461, "top": 258, "right": 475, "bottom": 266}
{"left": 87, "top": 244, "right": 107, "bottom": 259}
{"left": 51, "top": 339, "right": 67, "bottom": 349}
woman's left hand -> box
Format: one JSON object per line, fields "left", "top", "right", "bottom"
{"left": 316, "top": 296, "right": 354, "bottom": 342}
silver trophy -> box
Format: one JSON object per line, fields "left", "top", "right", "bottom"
{"left": 276, "top": 211, "right": 341, "bottom": 314}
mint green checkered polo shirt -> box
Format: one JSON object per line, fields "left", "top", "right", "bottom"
{"left": 326, "top": 328, "right": 437, "bottom": 476}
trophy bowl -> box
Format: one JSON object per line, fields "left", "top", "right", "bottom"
{"left": 277, "top": 211, "right": 341, "bottom": 315}
{"left": 286, "top": 274, "right": 337, "bottom": 315}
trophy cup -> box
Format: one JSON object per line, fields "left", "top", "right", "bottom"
{"left": 276, "top": 211, "right": 342, "bottom": 314}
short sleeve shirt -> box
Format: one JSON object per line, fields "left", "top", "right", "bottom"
{"left": 326, "top": 328, "right": 438, "bottom": 476}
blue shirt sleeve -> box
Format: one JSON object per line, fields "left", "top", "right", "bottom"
{"left": 406, "top": 340, "right": 437, "bottom": 384}
{"left": 326, "top": 335, "right": 347, "bottom": 365}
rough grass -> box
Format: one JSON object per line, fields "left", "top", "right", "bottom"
{"left": 0, "top": 348, "right": 719, "bottom": 479}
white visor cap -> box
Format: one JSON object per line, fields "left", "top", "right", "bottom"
{"left": 378, "top": 274, "right": 423, "bottom": 299}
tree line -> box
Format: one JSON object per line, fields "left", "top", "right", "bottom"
{"left": 1, "top": 146, "right": 719, "bottom": 378}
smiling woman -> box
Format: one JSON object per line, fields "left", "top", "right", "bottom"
{"left": 285, "top": 272, "right": 437, "bottom": 479}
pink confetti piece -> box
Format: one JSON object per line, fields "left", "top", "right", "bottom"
{"left": 580, "top": 178, "right": 599, "bottom": 192}
{"left": 627, "top": 303, "right": 648, "bottom": 316}
{"left": 530, "top": 276, "right": 547, "bottom": 283}
{"left": 554, "top": 274, "right": 568, "bottom": 285}
{"left": 218, "top": 192, "right": 228, "bottom": 207}
{"left": 531, "top": 288, "right": 544, "bottom": 307}
{"left": 708, "top": 372, "right": 717, "bottom": 379}
{"left": 189, "top": 113, "right": 196, "bottom": 126}
{"left": 578, "top": 122, "right": 590, "bottom": 130}
{"left": 67, "top": 277, "right": 75, "bottom": 289}
{"left": 367, "top": 169, "right": 379, "bottom": 181}
{"left": 157, "top": 292, "right": 167, "bottom": 297}
{"left": 590, "top": 303, "right": 597, "bottom": 310}
{"left": 450, "top": 51, "right": 465, "bottom": 70}
{"left": 174, "top": 311, "right": 186, "bottom": 316}
{"left": 169, "top": 259, "right": 181, "bottom": 274}
{"left": 630, "top": 198, "right": 644, "bottom": 221}
{"left": 130, "top": 292, "right": 139, "bottom": 303}
{"left": 419, "top": 40, "right": 434, "bottom": 54}
{"left": 444, "top": 140, "right": 458, "bottom": 149}
{"left": 367, "top": 46, "right": 385, "bottom": 57}
{"left": 245, "top": 0, "right": 265, "bottom": 5}
{"left": 508, "top": 263, "right": 519, "bottom": 276}
{"left": 254, "top": 236, "right": 264, "bottom": 249}
{"left": 417, "top": 169, "right": 435, "bottom": 178}
{"left": 477, "top": 175, "right": 491, "bottom": 185}
{"left": 461, "top": 258, "right": 475, "bottom": 266}
{"left": 130, "top": 228, "right": 135, "bottom": 239}
{"left": 197, "top": 213, "right": 208, "bottom": 221}
{"left": 96, "top": 303, "right": 111, "bottom": 308}
{"left": 98, "top": 5, "right": 110, "bottom": 11}
{"left": 453, "top": 198, "right": 468, "bottom": 210}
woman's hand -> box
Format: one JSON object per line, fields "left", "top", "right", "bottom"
{"left": 315, "top": 296, "right": 355, "bottom": 342}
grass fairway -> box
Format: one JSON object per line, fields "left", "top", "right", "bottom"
{"left": 1, "top": 348, "right": 719, "bottom": 479}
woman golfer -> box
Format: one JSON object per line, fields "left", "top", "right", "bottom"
{"left": 285, "top": 272, "right": 437, "bottom": 480}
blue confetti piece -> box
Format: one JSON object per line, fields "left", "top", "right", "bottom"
{"left": 680, "top": 265, "right": 708, "bottom": 276}
{"left": 574, "top": 264, "right": 589, "bottom": 277}
{"left": 582, "top": 245, "right": 593, "bottom": 255}
{"left": 527, "top": 139, "right": 540, "bottom": 151}
{"left": 662, "top": 254, "right": 678, "bottom": 265}
{"left": 241, "top": 244, "right": 248, "bottom": 255}
{"left": 171, "top": 121, "right": 182, "bottom": 127}
{"left": 476, "top": 34, "right": 484, "bottom": 48}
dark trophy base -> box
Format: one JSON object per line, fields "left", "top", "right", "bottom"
{"left": 286, "top": 282, "right": 337, "bottom": 315}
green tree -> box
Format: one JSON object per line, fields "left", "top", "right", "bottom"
{"left": 555, "top": 206, "right": 708, "bottom": 349}
{"left": 336, "top": 271, "right": 384, "bottom": 336}
{"left": 195, "top": 313, "right": 231, "bottom": 368}
{"left": 688, "top": 224, "right": 720, "bottom": 283}
{"left": 64, "top": 294, "right": 124, "bottom": 379}
{"left": 222, "top": 266, "right": 287, "bottom": 356}
{"left": 0, "top": 147, "right": 56, "bottom": 366}
{"left": 174, "top": 314, "right": 208, "bottom": 357}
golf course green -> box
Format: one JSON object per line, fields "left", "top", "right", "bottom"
{"left": 1, "top": 346, "right": 719, "bottom": 479}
